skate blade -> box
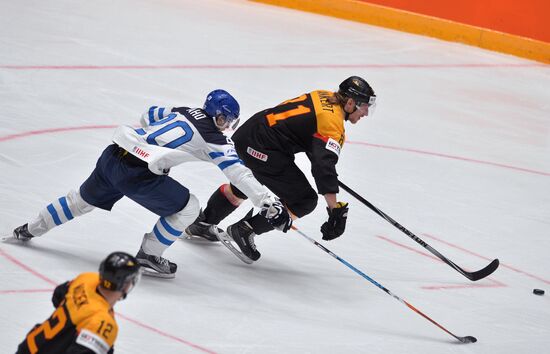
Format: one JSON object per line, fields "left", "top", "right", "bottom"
{"left": 141, "top": 268, "right": 176, "bottom": 279}
{"left": 0, "top": 236, "right": 14, "bottom": 243}
{"left": 1, "top": 235, "right": 31, "bottom": 244}
{"left": 213, "top": 229, "right": 254, "bottom": 265}
{"left": 181, "top": 234, "right": 220, "bottom": 243}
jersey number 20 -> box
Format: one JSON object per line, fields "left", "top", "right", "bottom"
{"left": 146, "top": 113, "right": 194, "bottom": 149}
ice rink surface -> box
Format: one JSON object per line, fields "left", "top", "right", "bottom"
{"left": 1, "top": 0, "right": 549, "bottom": 353}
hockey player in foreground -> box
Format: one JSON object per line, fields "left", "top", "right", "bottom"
{"left": 11, "top": 90, "right": 292, "bottom": 276}
{"left": 186, "top": 76, "right": 376, "bottom": 261}
{"left": 16, "top": 251, "right": 141, "bottom": 354}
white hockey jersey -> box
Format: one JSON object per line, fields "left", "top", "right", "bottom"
{"left": 112, "top": 106, "right": 274, "bottom": 207}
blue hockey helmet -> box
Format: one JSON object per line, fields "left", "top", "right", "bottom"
{"left": 203, "top": 89, "right": 241, "bottom": 130}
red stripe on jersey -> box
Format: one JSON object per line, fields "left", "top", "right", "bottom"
{"left": 313, "top": 132, "right": 328, "bottom": 142}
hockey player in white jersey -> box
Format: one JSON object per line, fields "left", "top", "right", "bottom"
{"left": 11, "top": 89, "right": 292, "bottom": 277}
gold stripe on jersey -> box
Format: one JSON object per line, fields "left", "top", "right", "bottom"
{"left": 310, "top": 90, "right": 346, "bottom": 146}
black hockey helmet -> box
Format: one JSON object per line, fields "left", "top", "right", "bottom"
{"left": 338, "top": 76, "right": 376, "bottom": 106}
{"left": 99, "top": 252, "right": 141, "bottom": 294}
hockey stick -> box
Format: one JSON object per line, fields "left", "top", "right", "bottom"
{"left": 292, "top": 226, "right": 476, "bottom": 343}
{"left": 338, "top": 181, "right": 499, "bottom": 281}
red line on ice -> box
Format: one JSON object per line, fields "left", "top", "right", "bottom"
{"left": 0, "top": 247, "right": 57, "bottom": 286}
{"left": 346, "top": 141, "right": 550, "bottom": 177}
{"left": 118, "top": 314, "right": 218, "bottom": 354}
{"left": 423, "top": 233, "right": 550, "bottom": 285}
{"left": 1, "top": 126, "right": 548, "bottom": 177}
{"left": 0, "top": 63, "right": 545, "bottom": 70}
{"left": 375, "top": 235, "right": 506, "bottom": 290}
{"left": 376, "top": 235, "right": 440, "bottom": 262}
{"left": 420, "top": 278, "right": 505, "bottom": 290}
{"left": 0, "top": 289, "right": 54, "bottom": 294}
{"left": 0, "top": 125, "right": 117, "bottom": 142}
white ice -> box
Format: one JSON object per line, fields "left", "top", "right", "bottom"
{"left": 1, "top": 0, "right": 549, "bottom": 353}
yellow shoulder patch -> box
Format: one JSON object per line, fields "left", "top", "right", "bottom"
{"left": 310, "top": 90, "right": 345, "bottom": 146}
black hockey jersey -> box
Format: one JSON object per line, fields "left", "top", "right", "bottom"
{"left": 238, "top": 90, "right": 345, "bottom": 195}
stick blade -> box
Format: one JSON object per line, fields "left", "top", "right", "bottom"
{"left": 466, "top": 259, "right": 499, "bottom": 281}
{"left": 458, "top": 336, "right": 477, "bottom": 343}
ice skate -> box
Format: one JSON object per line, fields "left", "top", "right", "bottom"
{"left": 135, "top": 247, "right": 177, "bottom": 279}
{"left": 227, "top": 219, "right": 261, "bottom": 261}
{"left": 184, "top": 210, "right": 222, "bottom": 242}
{"left": 215, "top": 227, "right": 254, "bottom": 264}
{"left": 3, "top": 224, "right": 35, "bottom": 242}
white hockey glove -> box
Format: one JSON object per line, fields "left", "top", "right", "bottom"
{"left": 260, "top": 199, "right": 292, "bottom": 232}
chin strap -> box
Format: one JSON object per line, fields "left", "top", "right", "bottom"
{"left": 344, "top": 106, "right": 357, "bottom": 121}
{"left": 343, "top": 98, "right": 357, "bottom": 121}
{"left": 213, "top": 115, "right": 224, "bottom": 130}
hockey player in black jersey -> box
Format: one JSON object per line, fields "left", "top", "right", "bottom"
{"left": 186, "top": 76, "right": 376, "bottom": 261}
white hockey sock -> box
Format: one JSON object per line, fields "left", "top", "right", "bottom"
{"left": 140, "top": 218, "right": 183, "bottom": 256}
{"left": 140, "top": 194, "right": 200, "bottom": 256}
{"left": 28, "top": 189, "right": 95, "bottom": 237}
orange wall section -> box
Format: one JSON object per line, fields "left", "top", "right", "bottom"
{"left": 360, "top": 0, "right": 550, "bottom": 43}
{"left": 250, "top": 0, "right": 550, "bottom": 64}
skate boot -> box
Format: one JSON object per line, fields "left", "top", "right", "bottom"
{"left": 13, "top": 224, "right": 34, "bottom": 242}
{"left": 184, "top": 210, "right": 222, "bottom": 242}
{"left": 227, "top": 219, "right": 261, "bottom": 261}
{"left": 135, "top": 247, "right": 177, "bottom": 279}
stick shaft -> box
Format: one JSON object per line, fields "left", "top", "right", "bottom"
{"left": 292, "top": 226, "right": 473, "bottom": 342}
{"left": 338, "top": 181, "right": 498, "bottom": 281}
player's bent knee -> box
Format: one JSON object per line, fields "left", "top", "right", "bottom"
{"left": 225, "top": 183, "right": 247, "bottom": 204}
{"left": 164, "top": 194, "right": 200, "bottom": 231}
{"left": 67, "top": 189, "right": 95, "bottom": 216}
{"left": 288, "top": 193, "right": 318, "bottom": 218}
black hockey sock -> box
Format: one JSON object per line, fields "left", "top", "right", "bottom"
{"left": 247, "top": 214, "right": 274, "bottom": 235}
{"left": 203, "top": 187, "right": 238, "bottom": 224}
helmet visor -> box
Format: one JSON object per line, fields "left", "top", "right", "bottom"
{"left": 355, "top": 95, "right": 377, "bottom": 117}
{"left": 121, "top": 268, "right": 142, "bottom": 299}
{"left": 229, "top": 116, "right": 240, "bottom": 130}
{"left": 216, "top": 114, "right": 240, "bottom": 130}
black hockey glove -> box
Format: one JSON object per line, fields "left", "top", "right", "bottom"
{"left": 321, "top": 202, "right": 349, "bottom": 241}
{"left": 260, "top": 199, "right": 293, "bottom": 232}
{"left": 51, "top": 281, "right": 70, "bottom": 307}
